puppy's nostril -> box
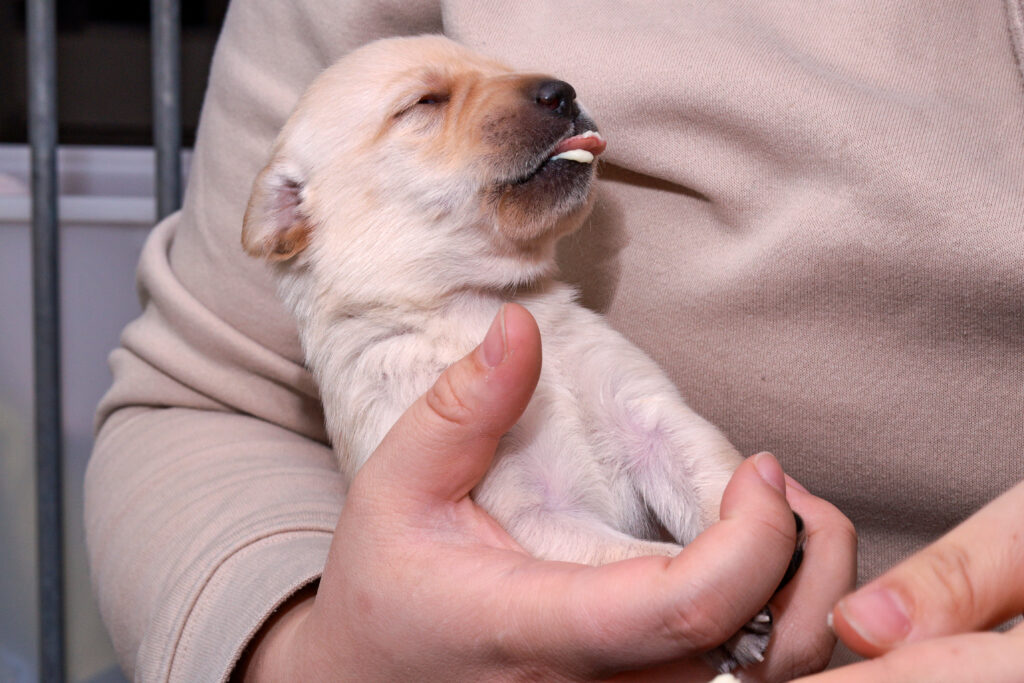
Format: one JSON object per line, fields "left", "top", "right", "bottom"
{"left": 534, "top": 80, "right": 576, "bottom": 116}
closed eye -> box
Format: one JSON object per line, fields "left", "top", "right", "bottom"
{"left": 417, "top": 93, "right": 450, "bottom": 106}
{"left": 390, "top": 89, "right": 451, "bottom": 121}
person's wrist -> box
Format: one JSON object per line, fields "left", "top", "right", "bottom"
{"left": 234, "top": 584, "right": 318, "bottom": 682}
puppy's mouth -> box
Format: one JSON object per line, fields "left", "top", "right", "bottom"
{"left": 486, "top": 112, "right": 607, "bottom": 240}
{"left": 507, "top": 126, "right": 607, "bottom": 187}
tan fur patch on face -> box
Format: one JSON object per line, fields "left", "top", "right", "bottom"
{"left": 405, "top": 72, "right": 597, "bottom": 247}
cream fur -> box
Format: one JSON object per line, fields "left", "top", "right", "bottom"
{"left": 243, "top": 35, "right": 743, "bottom": 566}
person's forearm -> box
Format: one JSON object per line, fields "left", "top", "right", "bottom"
{"left": 86, "top": 405, "right": 338, "bottom": 681}
{"left": 234, "top": 586, "right": 317, "bottom": 683}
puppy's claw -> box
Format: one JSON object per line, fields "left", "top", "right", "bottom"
{"left": 703, "top": 606, "right": 773, "bottom": 673}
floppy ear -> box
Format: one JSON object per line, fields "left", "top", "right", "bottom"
{"left": 241, "top": 161, "right": 312, "bottom": 261}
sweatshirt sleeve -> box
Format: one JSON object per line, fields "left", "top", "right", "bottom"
{"left": 84, "top": 1, "right": 442, "bottom": 680}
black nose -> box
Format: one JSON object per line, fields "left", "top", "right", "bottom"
{"left": 534, "top": 80, "right": 577, "bottom": 117}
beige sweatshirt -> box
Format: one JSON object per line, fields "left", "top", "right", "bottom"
{"left": 85, "top": 1, "right": 1024, "bottom": 680}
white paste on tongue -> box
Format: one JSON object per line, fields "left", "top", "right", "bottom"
{"left": 550, "top": 149, "right": 595, "bottom": 163}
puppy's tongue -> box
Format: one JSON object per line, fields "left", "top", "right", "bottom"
{"left": 553, "top": 131, "right": 607, "bottom": 157}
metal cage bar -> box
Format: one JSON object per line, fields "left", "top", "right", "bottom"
{"left": 152, "top": 0, "right": 183, "bottom": 219}
{"left": 27, "top": 0, "right": 66, "bottom": 680}
{"left": 27, "top": 1, "right": 183, "bottom": 678}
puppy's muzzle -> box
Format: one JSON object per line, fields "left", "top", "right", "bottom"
{"left": 496, "top": 77, "right": 606, "bottom": 185}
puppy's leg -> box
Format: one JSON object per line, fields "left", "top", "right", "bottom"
{"left": 597, "top": 388, "right": 801, "bottom": 672}
{"left": 609, "top": 393, "right": 739, "bottom": 542}
{"left": 554, "top": 323, "right": 741, "bottom": 543}
{"left": 472, "top": 418, "right": 682, "bottom": 566}
{"left": 496, "top": 506, "right": 683, "bottom": 566}
{"left": 552, "top": 312, "right": 795, "bottom": 670}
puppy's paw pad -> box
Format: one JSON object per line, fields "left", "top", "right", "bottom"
{"left": 703, "top": 606, "right": 772, "bottom": 673}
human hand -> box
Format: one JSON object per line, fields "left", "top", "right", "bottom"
{"left": 239, "top": 304, "right": 855, "bottom": 682}
{"left": 794, "top": 479, "right": 1024, "bottom": 683}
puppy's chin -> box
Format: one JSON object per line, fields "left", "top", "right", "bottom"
{"left": 488, "top": 161, "right": 597, "bottom": 248}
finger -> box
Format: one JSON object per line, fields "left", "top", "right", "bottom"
{"left": 499, "top": 453, "right": 800, "bottom": 675}
{"left": 355, "top": 303, "right": 542, "bottom": 506}
{"left": 793, "top": 627, "right": 1024, "bottom": 683}
{"left": 831, "top": 479, "right": 1024, "bottom": 657}
{"left": 750, "top": 479, "right": 858, "bottom": 680}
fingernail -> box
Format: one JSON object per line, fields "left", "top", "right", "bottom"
{"left": 836, "top": 587, "right": 911, "bottom": 648}
{"left": 785, "top": 474, "right": 810, "bottom": 495}
{"left": 480, "top": 306, "right": 507, "bottom": 368}
{"left": 753, "top": 452, "right": 786, "bottom": 495}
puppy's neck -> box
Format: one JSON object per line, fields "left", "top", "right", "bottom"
{"left": 296, "top": 277, "right": 572, "bottom": 465}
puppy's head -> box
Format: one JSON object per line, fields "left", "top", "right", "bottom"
{"left": 242, "top": 35, "right": 605, "bottom": 303}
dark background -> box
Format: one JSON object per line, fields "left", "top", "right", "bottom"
{"left": 1, "top": 0, "right": 229, "bottom": 146}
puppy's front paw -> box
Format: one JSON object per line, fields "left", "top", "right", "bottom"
{"left": 703, "top": 606, "right": 773, "bottom": 673}
{"left": 703, "top": 513, "right": 807, "bottom": 673}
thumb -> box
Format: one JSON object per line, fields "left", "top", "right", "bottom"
{"left": 831, "top": 479, "right": 1024, "bottom": 657}
{"left": 356, "top": 303, "right": 542, "bottom": 505}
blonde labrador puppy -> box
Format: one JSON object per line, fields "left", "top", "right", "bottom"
{"left": 243, "top": 35, "right": 791, "bottom": 671}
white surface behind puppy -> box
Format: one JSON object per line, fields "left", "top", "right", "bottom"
{"left": 242, "top": 35, "right": 742, "bottom": 567}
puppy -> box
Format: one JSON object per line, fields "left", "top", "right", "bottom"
{"left": 242, "top": 35, "right": 791, "bottom": 672}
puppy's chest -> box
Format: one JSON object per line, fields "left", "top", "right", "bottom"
{"left": 325, "top": 321, "right": 478, "bottom": 452}
{"left": 333, "top": 307, "right": 593, "bottom": 451}
{"left": 347, "top": 328, "right": 465, "bottom": 405}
